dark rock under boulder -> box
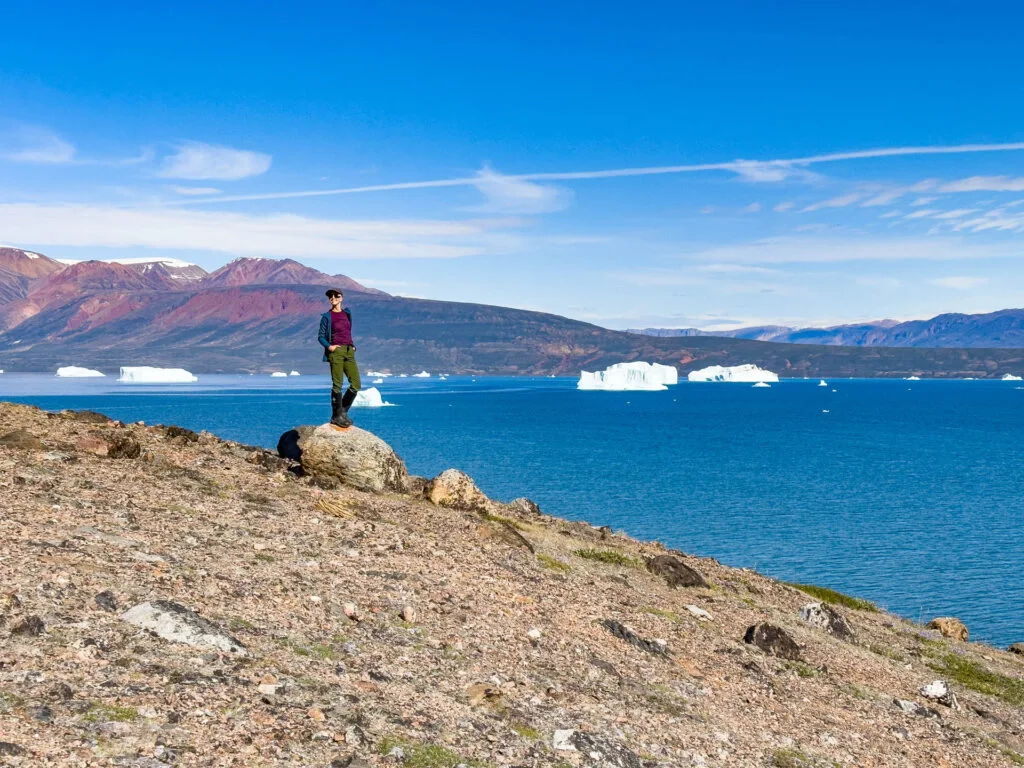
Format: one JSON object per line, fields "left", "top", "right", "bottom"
{"left": 646, "top": 554, "right": 708, "bottom": 588}
{"left": 277, "top": 425, "right": 316, "bottom": 461}
{"left": 744, "top": 622, "right": 801, "bottom": 660}
{"left": 0, "top": 429, "right": 45, "bottom": 450}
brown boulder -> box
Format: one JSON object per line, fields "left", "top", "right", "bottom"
{"left": 0, "top": 429, "right": 45, "bottom": 450}
{"left": 928, "top": 617, "right": 969, "bottom": 642}
{"left": 298, "top": 424, "right": 408, "bottom": 494}
{"left": 426, "top": 469, "right": 491, "bottom": 511}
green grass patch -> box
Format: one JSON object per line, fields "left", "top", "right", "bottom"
{"left": 573, "top": 548, "right": 643, "bottom": 569}
{"left": 785, "top": 582, "right": 878, "bottom": 612}
{"left": 928, "top": 652, "right": 1024, "bottom": 706}
{"left": 275, "top": 636, "right": 334, "bottom": 660}
{"left": 377, "top": 737, "right": 487, "bottom": 768}
{"left": 536, "top": 553, "right": 571, "bottom": 572}
{"left": 481, "top": 512, "right": 529, "bottom": 531}
{"left": 83, "top": 703, "right": 138, "bottom": 723}
{"left": 868, "top": 643, "right": 905, "bottom": 662}
{"left": 784, "top": 660, "right": 823, "bottom": 679}
{"left": 644, "top": 606, "right": 681, "bottom": 622}
{"left": 510, "top": 723, "right": 541, "bottom": 740}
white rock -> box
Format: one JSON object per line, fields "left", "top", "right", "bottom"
{"left": 118, "top": 366, "right": 197, "bottom": 383}
{"left": 577, "top": 362, "right": 678, "bottom": 391}
{"left": 527, "top": 628, "right": 543, "bottom": 641}
{"left": 56, "top": 366, "right": 105, "bottom": 378}
{"left": 553, "top": 729, "right": 577, "bottom": 751}
{"left": 920, "top": 680, "right": 949, "bottom": 699}
{"left": 120, "top": 600, "right": 246, "bottom": 654}
{"left": 687, "top": 364, "right": 778, "bottom": 383}
{"left": 685, "top": 604, "right": 713, "bottom": 621}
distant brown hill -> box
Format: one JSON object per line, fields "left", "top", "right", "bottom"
{"left": 0, "top": 248, "right": 1023, "bottom": 377}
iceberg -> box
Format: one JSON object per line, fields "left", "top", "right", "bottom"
{"left": 577, "top": 362, "right": 678, "bottom": 391}
{"left": 270, "top": 371, "right": 288, "bottom": 378}
{"left": 1001, "top": 373, "right": 1022, "bottom": 381}
{"left": 752, "top": 381, "right": 771, "bottom": 388}
{"left": 118, "top": 366, "right": 198, "bottom": 383}
{"left": 288, "top": 370, "right": 301, "bottom": 376}
{"left": 372, "top": 377, "right": 384, "bottom": 384}
{"left": 687, "top": 364, "right": 778, "bottom": 383}
{"left": 905, "top": 376, "right": 921, "bottom": 381}
{"left": 351, "top": 387, "right": 395, "bottom": 408}
{"left": 56, "top": 366, "right": 105, "bottom": 378}
{"left": 412, "top": 371, "right": 430, "bottom": 378}
{"left": 818, "top": 379, "right": 828, "bottom": 387}
{"left": 367, "top": 371, "right": 391, "bottom": 377}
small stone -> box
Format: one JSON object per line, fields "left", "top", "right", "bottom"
{"left": 50, "top": 682, "right": 74, "bottom": 701}
{"left": 527, "top": 627, "right": 543, "bottom": 644}
{"left": 552, "top": 730, "right": 577, "bottom": 751}
{"left": 920, "top": 679, "right": 959, "bottom": 709}
{"left": 343, "top": 602, "right": 362, "bottom": 622}
{"left": 927, "top": 617, "right": 969, "bottom": 642}
{"left": 76, "top": 435, "right": 111, "bottom": 456}
{"left": 743, "top": 623, "right": 801, "bottom": 660}
{"left": 387, "top": 746, "right": 406, "bottom": 759}
{"left": 685, "top": 604, "right": 713, "bottom": 621}
{"left": 29, "top": 704, "right": 53, "bottom": 722}
{"left": 312, "top": 730, "right": 333, "bottom": 741}
{"left": 400, "top": 605, "right": 416, "bottom": 623}
{"left": 95, "top": 590, "right": 118, "bottom": 612}
{"left": 344, "top": 724, "right": 365, "bottom": 746}
{"left": 11, "top": 615, "right": 45, "bottom": 636}
{"left": 308, "top": 707, "right": 326, "bottom": 722}
{"left": 0, "top": 743, "right": 26, "bottom": 756}
{"left": 894, "top": 699, "right": 938, "bottom": 718}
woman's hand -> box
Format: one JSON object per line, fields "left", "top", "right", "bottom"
{"left": 328, "top": 345, "right": 339, "bottom": 352}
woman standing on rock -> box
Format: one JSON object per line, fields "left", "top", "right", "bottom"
{"left": 318, "top": 288, "right": 361, "bottom": 428}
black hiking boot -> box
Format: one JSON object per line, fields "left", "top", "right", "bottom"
{"left": 330, "top": 392, "right": 351, "bottom": 428}
{"left": 341, "top": 388, "right": 358, "bottom": 427}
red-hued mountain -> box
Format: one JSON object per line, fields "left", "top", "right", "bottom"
{"left": 0, "top": 247, "right": 65, "bottom": 306}
{"left": 202, "top": 257, "right": 382, "bottom": 294}
{"left": 119, "top": 259, "right": 209, "bottom": 284}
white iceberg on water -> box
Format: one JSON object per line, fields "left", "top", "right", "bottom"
{"left": 688, "top": 364, "right": 778, "bottom": 383}
{"left": 351, "top": 387, "right": 395, "bottom": 408}
{"left": 289, "top": 370, "right": 301, "bottom": 376}
{"left": 367, "top": 370, "right": 391, "bottom": 378}
{"left": 1001, "top": 373, "right": 1022, "bottom": 381}
{"left": 118, "top": 366, "right": 197, "bottom": 383}
{"left": 752, "top": 381, "right": 771, "bottom": 388}
{"left": 56, "top": 366, "right": 105, "bottom": 378}
{"left": 818, "top": 379, "right": 828, "bottom": 387}
{"left": 412, "top": 371, "right": 431, "bottom": 378}
{"left": 270, "top": 371, "right": 288, "bottom": 378}
{"left": 577, "top": 362, "right": 678, "bottom": 391}
{"left": 372, "top": 377, "right": 384, "bottom": 384}
{"left": 905, "top": 375, "right": 921, "bottom": 381}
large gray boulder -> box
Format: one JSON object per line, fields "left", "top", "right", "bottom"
{"left": 799, "top": 602, "right": 856, "bottom": 641}
{"left": 298, "top": 424, "right": 409, "bottom": 494}
{"left": 120, "top": 600, "right": 246, "bottom": 655}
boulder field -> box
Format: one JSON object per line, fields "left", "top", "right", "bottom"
{"left": 1, "top": 400, "right": 1023, "bottom": 767}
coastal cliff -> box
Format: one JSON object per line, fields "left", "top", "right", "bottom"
{"left": 1, "top": 401, "right": 1023, "bottom": 767}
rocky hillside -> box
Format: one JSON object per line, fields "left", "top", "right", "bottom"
{"left": 3, "top": 400, "right": 1024, "bottom": 766}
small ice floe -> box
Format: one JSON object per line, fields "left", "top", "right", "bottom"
{"left": 822, "top": 409, "right": 830, "bottom": 413}
{"left": 118, "top": 366, "right": 197, "bottom": 383}
{"left": 398, "top": 373, "right": 408, "bottom": 378}
{"left": 270, "top": 372, "right": 288, "bottom": 378}
{"left": 372, "top": 377, "right": 384, "bottom": 384}
{"left": 1002, "top": 373, "right": 1023, "bottom": 381}
{"left": 905, "top": 375, "right": 921, "bottom": 381}
{"left": 367, "top": 370, "right": 391, "bottom": 377}
{"left": 351, "top": 387, "right": 395, "bottom": 408}
{"left": 818, "top": 379, "right": 828, "bottom": 387}
{"left": 752, "top": 381, "right": 771, "bottom": 388}
{"left": 56, "top": 366, "right": 105, "bottom": 378}
{"left": 412, "top": 371, "right": 430, "bottom": 378}
{"left": 289, "top": 370, "right": 301, "bottom": 376}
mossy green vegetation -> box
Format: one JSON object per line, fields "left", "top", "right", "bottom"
{"left": 573, "top": 548, "right": 643, "bottom": 569}
{"left": 83, "top": 703, "right": 138, "bottom": 722}
{"left": 771, "top": 748, "right": 841, "bottom": 767}
{"left": 928, "top": 652, "right": 1024, "bottom": 706}
{"left": 784, "top": 582, "right": 878, "bottom": 612}
{"left": 480, "top": 511, "right": 529, "bottom": 531}
{"left": 510, "top": 723, "right": 541, "bottom": 740}
{"left": 536, "top": 553, "right": 571, "bottom": 572}
{"left": 377, "top": 737, "right": 487, "bottom": 768}
{"left": 275, "top": 635, "right": 334, "bottom": 660}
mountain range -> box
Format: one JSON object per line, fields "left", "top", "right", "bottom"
{"left": 1, "top": 246, "right": 1023, "bottom": 377}
{"left": 630, "top": 311, "right": 1024, "bottom": 348}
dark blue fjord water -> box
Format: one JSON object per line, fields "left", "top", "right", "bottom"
{"left": 3, "top": 373, "right": 1023, "bottom": 647}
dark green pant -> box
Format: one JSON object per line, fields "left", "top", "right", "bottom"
{"left": 328, "top": 346, "right": 361, "bottom": 394}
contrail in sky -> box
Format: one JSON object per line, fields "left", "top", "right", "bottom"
{"left": 180, "top": 142, "right": 1024, "bottom": 205}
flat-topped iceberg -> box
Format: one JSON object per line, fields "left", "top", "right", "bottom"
{"left": 688, "top": 364, "right": 778, "bottom": 383}
{"left": 118, "top": 366, "right": 198, "bottom": 384}
{"left": 270, "top": 371, "right": 288, "bottom": 377}
{"left": 56, "top": 366, "right": 105, "bottom": 378}
{"left": 412, "top": 371, "right": 430, "bottom": 378}
{"left": 1001, "top": 373, "right": 1022, "bottom": 381}
{"left": 578, "top": 362, "right": 678, "bottom": 391}
{"left": 352, "top": 387, "right": 395, "bottom": 408}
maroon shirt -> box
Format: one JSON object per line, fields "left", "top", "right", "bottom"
{"left": 330, "top": 309, "right": 353, "bottom": 347}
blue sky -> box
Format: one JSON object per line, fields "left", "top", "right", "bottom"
{"left": 2, "top": 2, "right": 1024, "bottom": 329}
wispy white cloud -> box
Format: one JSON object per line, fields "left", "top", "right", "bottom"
{"left": 774, "top": 201, "right": 794, "bottom": 212}
{"left": 860, "top": 190, "right": 906, "bottom": 207}
{"left": 801, "top": 193, "right": 861, "bottom": 212}
{"left": 939, "top": 176, "right": 1024, "bottom": 193}
{"left": 742, "top": 202, "right": 762, "bottom": 213}
{"left": 929, "top": 276, "right": 988, "bottom": 290}
{"left": 169, "top": 186, "right": 223, "bottom": 196}
{"left": 177, "top": 141, "right": 1024, "bottom": 205}
{"left": 3, "top": 126, "right": 76, "bottom": 163}
{"left": 0, "top": 203, "right": 516, "bottom": 259}
{"left": 157, "top": 142, "right": 272, "bottom": 180}
{"left": 879, "top": 210, "right": 903, "bottom": 219}
{"left": 904, "top": 209, "right": 939, "bottom": 219}
{"left": 932, "top": 208, "right": 979, "bottom": 220}
{"left": 910, "top": 196, "right": 938, "bottom": 206}
{"left": 696, "top": 263, "right": 778, "bottom": 275}
{"left": 470, "top": 166, "right": 571, "bottom": 214}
